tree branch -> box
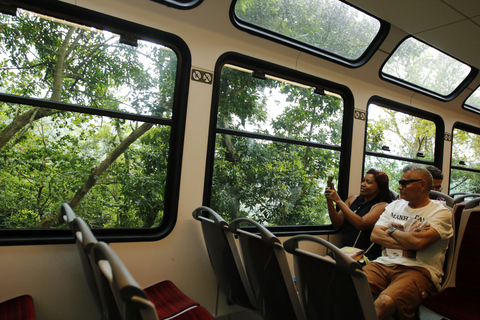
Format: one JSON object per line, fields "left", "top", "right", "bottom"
{"left": 69, "top": 122, "right": 154, "bottom": 210}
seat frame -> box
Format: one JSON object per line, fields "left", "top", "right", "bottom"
{"left": 284, "top": 235, "right": 377, "bottom": 320}
{"left": 192, "top": 206, "right": 256, "bottom": 309}
{"left": 92, "top": 241, "right": 160, "bottom": 320}
{"left": 62, "top": 203, "right": 120, "bottom": 320}
{"left": 229, "top": 217, "right": 306, "bottom": 320}
{"left": 422, "top": 198, "right": 480, "bottom": 320}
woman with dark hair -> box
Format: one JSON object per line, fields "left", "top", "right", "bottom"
{"left": 325, "top": 168, "right": 392, "bottom": 261}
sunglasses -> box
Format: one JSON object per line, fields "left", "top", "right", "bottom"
{"left": 398, "top": 179, "right": 423, "bottom": 188}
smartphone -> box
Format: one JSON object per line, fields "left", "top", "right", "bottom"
{"left": 327, "top": 176, "right": 333, "bottom": 188}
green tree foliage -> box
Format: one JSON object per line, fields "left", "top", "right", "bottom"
{"left": 235, "top": 0, "right": 380, "bottom": 60}
{"left": 382, "top": 37, "right": 470, "bottom": 96}
{"left": 366, "top": 109, "right": 480, "bottom": 195}
{"left": 367, "top": 106, "right": 435, "bottom": 158}
{"left": 211, "top": 66, "right": 342, "bottom": 225}
{"left": 450, "top": 128, "right": 480, "bottom": 194}
{"left": 365, "top": 105, "right": 436, "bottom": 189}
{"left": 0, "top": 10, "right": 176, "bottom": 229}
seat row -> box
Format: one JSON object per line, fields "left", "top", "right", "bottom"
{"left": 62, "top": 203, "right": 214, "bottom": 320}
{"left": 0, "top": 295, "right": 35, "bottom": 320}
{"left": 194, "top": 191, "right": 480, "bottom": 320}
{"left": 192, "top": 206, "right": 377, "bottom": 320}
{"left": 0, "top": 204, "right": 217, "bottom": 320}
{"left": 422, "top": 193, "right": 480, "bottom": 320}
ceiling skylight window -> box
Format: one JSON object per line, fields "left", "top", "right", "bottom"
{"left": 150, "top": 0, "right": 203, "bottom": 9}
{"left": 464, "top": 86, "right": 480, "bottom": 114}
{"left": 382, "top": 37, "right": 474, "bottom": 99}
{"left": 232, "top": 0, "right": 386, "bottom": 66}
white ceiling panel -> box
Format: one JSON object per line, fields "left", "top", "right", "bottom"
{"left": 417, "top": 19, "right": 480, "bottom": 68}
{"left": 443, "top": 0, "right": 480, "bottom": 18}
{"left": 349, "top": 0, "right": 465, "bottom": 34}
{"left": 472, "top": 16, "right": 480, "bottom": 25}
{"left": 347, "top": 0, "right": 480, "bottom": 69}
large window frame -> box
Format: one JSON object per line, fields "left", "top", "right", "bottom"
{"left": 0, "top": 0, "right": 191, "bottom": 245}
{"left": 150, "top": 0, "right": 203, "bottom": 9}
{"left": 203, "top": 52, "right": 354, "bottom": 235}
{"left": 230, "top": 0, "right": 390, "bottom": 68}
{"left": 463, "top": 85, "right": 480, "bottom": 115}
{"left": 449, "top": 122, "right": 480, "bottom": 195}
{"left": 363, "top": 96, "right": 445, "bottom": 189}
{"left": 380, "top": 36, "right": 478, "bottom": 102}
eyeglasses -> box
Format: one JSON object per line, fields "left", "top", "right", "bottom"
{"left": 398, "top": 179, "right": 423, "bottom": 188}
{"left": 433, "top": 185, "right": 443, "bottom": 191}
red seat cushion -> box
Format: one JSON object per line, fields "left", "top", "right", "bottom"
{"left": 422, "top": 212, "right": 480, "bottom": 319}
{"left": 0, "top": 295, "right": 36, "bottom": 320}
{"left": 423, "top": 287, "right": 480, "bottom": 320}
{"left": 167, "top": 306, "right": 214, "bottom": 320}
{"left": 144, "top": 280, "right": 200, "bottom": 319}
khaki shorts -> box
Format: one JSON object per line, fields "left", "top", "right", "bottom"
{"left": 363, "top": 262, "right": 437, "bottom": 320}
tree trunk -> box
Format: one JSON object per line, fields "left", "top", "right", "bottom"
{"left": 0, "top": 107, "right": 62, "bottom": 149}
{"left": 69, "top": 122, "right": 154, "bottom": 210}
{"left": 0, "top": 26, "right": 75, "bottom": 151}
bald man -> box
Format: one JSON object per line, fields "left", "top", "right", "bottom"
{"left": 363, "top": 164, "right": 453, "bottom": 320}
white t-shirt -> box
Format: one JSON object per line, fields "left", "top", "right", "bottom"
{"left": 373, "top": 199, "right": 453, "bottom": 290}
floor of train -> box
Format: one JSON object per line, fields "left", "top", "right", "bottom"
{"left": 216, "top": 306, "right": 448, "bottom": 319}
{"left": 418, "top": 306, "right": 448, "bottom": 320}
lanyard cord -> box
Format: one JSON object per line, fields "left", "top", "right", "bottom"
{"left": 353, "top": 230, "right": 361, "bottom": 248}
{"left": 353, "top": 230, "right": 375, "bottom": 253}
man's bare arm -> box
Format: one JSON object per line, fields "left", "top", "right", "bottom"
{"left": 371, "top": 224, "right": 440, "bottom": 251}
{"left": 389, "top": 226, "right": 440, "bottom": 250}
{"left": 371, "top": 225, "right": 405, "bottom": 249}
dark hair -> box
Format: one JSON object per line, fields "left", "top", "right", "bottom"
{"left": 366, "top": 168, "right": 392, "bottom": 203}
{"left": 426, "top": 165, "right": 444, "bottom": 180}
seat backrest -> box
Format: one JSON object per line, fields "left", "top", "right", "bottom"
{"left": 439, "top": 196, "right": 480, "bottom": 289}
{"left": 0, "top": 295, "right": 36, "bottom": 320}
{"left": 452, "top": 193, "right": 480, "bottom": 202}
{"left": 92, "top": 241, "right": 159, "bottom": 320}
{"left": 451, "top": 194, "right": 480, "bottom": 238}
{"left": 62, "top": 202, "right": 77, "bottom": 225}
{"left": 452, "top": 198, "right": 480, "bottom": 293}
{"left": 62, "top": 203, "right": 120, "bottom": 320}
{"left": 450, "top": 192, "right": 469, "bottom": 198}
{"left": 192, "top": 206, "right": 255, "bottom": 309}
{"left": 435, "top": 204, "right": 456, "bottom": 291}
{"left": 451, "top": 202, "right": 466, "bottom": 240}
{"left": 229, "top": 218, "right": 305, "bottom": 320}
{"left": 389, "top": 189, "right": 399, "bottom": 200}
{"left": 283, "top": 235, "right": 377, "bottom": 320}
{"left": 429, "top": 190, "right": 454, "bottom": 207}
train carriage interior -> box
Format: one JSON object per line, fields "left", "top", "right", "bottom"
{"left": 1, "top": 0, "right": 480, "bottom": 319}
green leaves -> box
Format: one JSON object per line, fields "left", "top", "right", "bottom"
{"left": 234, "top": 0, "right": 381, "bottom": 60}
{"left": 450, "top": 128, "right": 480, "bottom": 194}
{"left": 0, "top": 11, "right": 178, "bottom": 229}
{"left": 212, "top": 65, "right": 342, "bottom": 226}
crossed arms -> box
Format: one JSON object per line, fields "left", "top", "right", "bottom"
{"left": 371, "top": 223, "right": 440, "bottom": 251}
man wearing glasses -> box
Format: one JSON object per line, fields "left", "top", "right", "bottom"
{"left": 426, "top": 166, "right": 444, "bottom": 199}
{"left": 363, "top": 164, "right": 453, "bottom": 320}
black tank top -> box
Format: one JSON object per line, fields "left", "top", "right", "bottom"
{"left": 341, "top": 195, "right": 382, "bottom": 261}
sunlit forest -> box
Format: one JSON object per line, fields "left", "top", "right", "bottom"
{"left": 0, "top": 10, "right": 176, "bottom": 229}
{"left": 1, "top": 2, "right": 479, "bottom": 230}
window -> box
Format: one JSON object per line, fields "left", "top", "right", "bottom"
{"left": 0, "top": 3, "right": 189, "bottom": 243}
{"left": 364, "top": 98, "right": 444, "bottom": 190}
{"left": 381, "top": 37, "right": 476, "bottom": 101}
{"left": 464, "top": 86, "right": 480, "bottom": 114}
{"left": 205, "top": 54, "right": 353, "bottom": 229}
{"left": 450, "top": 124, "right": 480, "bottom": 194}
{"left": 150, "top": 0, "right": 203, "bottom": 9}
{"left": 232, "top": 0, "right": 388, "bottom": 66}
